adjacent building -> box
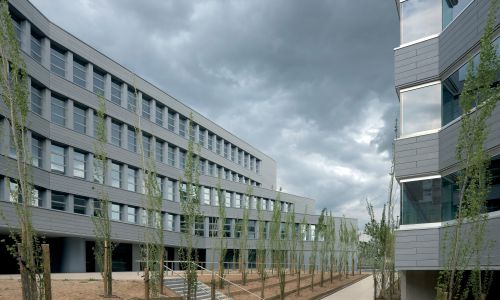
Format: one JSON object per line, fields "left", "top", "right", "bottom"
{"left": 0, "top": 0, "right": 356, "bottom": 273}
{"left": 394, "top": 0, "right": 499, "bottom": 299}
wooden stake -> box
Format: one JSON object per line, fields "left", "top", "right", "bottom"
{"left": 144, "top": 267, "right": 150, "bottom": 300}
{"left": 17, "top": 243, "right": 29, "bottom": 300}
{"left": 159, "top": 252, "right": 164, "bottom": 295}
{"left": 42, "top": 244, "right": 52, "bottom": 300}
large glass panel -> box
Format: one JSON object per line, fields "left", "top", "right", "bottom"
{"left": 400, "top": 0, "right": 441, "bottom": 44}
{"left": 402, "top": 178, "right": 442, "bottom": 224}
{"left": 50, "top": 47, "right": 65, "bottom": 77}
{"left": 73, "top": 105, "right": 87, "bottom": 134}
{"left": 442, "top": 0, "right": 474, "bottom": 28}
{"left": 401, "top": 83, "right": 441, "bottom": 136}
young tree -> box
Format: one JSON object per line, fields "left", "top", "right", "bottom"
{"left": 437, "top": 1, "right": 499, "bottom": 299}
{"left": 318, "top": 208, "right": 328, "bottom": 287}
{"left": 296, "top": 209, "right": 308, "bottom": 296}
{"left": 327, "top": 212, "right": 336, "bottom": 283}
{"left": 270, "top": 193, "right": 287, "bottom": 300}
{"left": 239, "top": 185, "right": 252, "bottom": 285}
{"left": 136, "top": 116, "right": 164, "bottom": 297}
{"left": 287, "top": 206, "right": 297, "bottom": 276}
{"left": 256, "top": 195, "right": 267, "bottom": 298}
{"left": 215, "top": 181, "right": 227, "bottom": 289}
{"left": 0, "top": 3, "right": 45, "bottom": 298}
{"left": 90, "top": 96, "right": 113, "bottom": 297}
{"left": 309, "top": 209, "right": 324, "bottom": 290}
{"left": 179, "top": 113, "right": 202, "bottom": 299}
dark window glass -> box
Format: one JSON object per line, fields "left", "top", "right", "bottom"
{"left": 74, "top": 196, "right": 87, "bottom": 214}
{"left": 31, "top": 85, "right": 42, "bottom": 115}
{"left": 51, "top": 192, "right": 66, "bottom": 211}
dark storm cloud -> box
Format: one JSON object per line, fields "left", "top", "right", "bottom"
{"left": 31, "top": 0, "right": 400, "bottom": 225}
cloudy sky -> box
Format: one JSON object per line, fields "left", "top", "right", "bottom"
{"left": 31, "top": 0, "right": 401, "bottom": 226}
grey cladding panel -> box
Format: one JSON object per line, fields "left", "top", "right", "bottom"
{"left": 395, "top": 133, "right": 439, "bottom": 179}
{"left": 395, "top": 37, "right": 439, "bottom": 88}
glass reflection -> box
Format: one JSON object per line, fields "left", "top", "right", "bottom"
{"left": 401, "top": 83, "right": 442, "bottom": 136}
{"left": 442, "top": 0, "right": 474, "bottom": 28}
{"left": 401, "top": 0, "right": 442, "bottom": 44}
{"left": 402, "top": 179, "right": 442, "bottom": 225}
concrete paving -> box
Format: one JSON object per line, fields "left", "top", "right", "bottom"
{"left": 322, "top": 275, "right": 374, "bottom": 300}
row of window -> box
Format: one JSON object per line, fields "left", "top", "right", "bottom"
{"left": 28, "top": 83, "right": 261, "bottom": 187}
{"left": 12, "top": 16, "right": 262, "bottom": 175}
{"left": 4, "top": 181, "right": 313, "bottom": 240}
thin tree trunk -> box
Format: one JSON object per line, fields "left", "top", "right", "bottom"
{"left": 42, "top": 244, "right": 52, "bottom": 300}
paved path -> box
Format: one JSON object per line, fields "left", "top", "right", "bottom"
{"left": 322, "top": 275, "right": 373, "bottom": 300}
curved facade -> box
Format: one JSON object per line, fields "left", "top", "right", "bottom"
{"left": 0, "top": 0, "right": 356, "bottom": 273}
{"left": 394, "top": 0, "right": 500, "bottom": 299}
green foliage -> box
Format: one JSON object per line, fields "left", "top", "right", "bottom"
{"left": 437, "top": 1, "right": 499, "bottom": 299}
{"left": 238, "top": 185, "right": 252, "bottom": 285}
{"left": 256, "top": 192, "right": 267, "bottom": 298}
{"left": 215, "top": 181, "right": 227, "bottom": 289}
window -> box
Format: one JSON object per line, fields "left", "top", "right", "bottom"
{"left": 199, "top": 160, "right": 206, "bottom": 175}
{"left": 207, "top": 133, "right": 214, "bottom": 151}
{"left": 155, "top": 140, "right": 163, "bottom": 162}
{"left": 224, "top": 143, "right": 229, "bottom": 159}
{"left": 51, "top": 192, "right": 66, "bottom": 211}
{"left": 209, "top": 217, "right": 218, "bottom": 237}
{"left": 127, "top": 126, "right": 136, "bottom": 152}
{"left": 142, "top": 133, "right": 151, "bottom": 157}
{"left": 248, "top": 220, "right": 256, "bottom": 239}
{"left": 251, "top": 197, "right": 257, "bottom": 210}
{"left": 127, "top": 168, "right": 137, "bottom": 192}
{"left": 73, "top": 151, "right": 86, "bottom": 178}
{"left": 31, "top": 85, "right": 42, "bottom": 115}
{"left": 111, "top": 162, "right": 121, "bottom": 188}
{"left": 108, "top": 121, "right": 121, "bottom": 147}
{"left": 179, "top": 150, "right": 186, "bottom": 169}
{"left": 269, "top": 200, "right": 274, "bottom": 211}
{"left": 50, "top": 47, "right": 65, "bottom": 77}
{"left": 155, "top": 104, "right": 164, "bottom": 126}
{"left": 203, "top": 187, "right": 211, "bottom": 205}
{"left": 401, "top": 82, "right": 441, "bottom": 137}
{"left": 167, "top": 111, "right": 175, "bottom": 131}
{"left": 111, "top": 203, "right": 121, "bottom": 221}
{"left": 31, "top": 136, "right": 42, "bottom": 167}
{"left": 93, "top": 156, "right": 104, "bottom": 184}
{"left": 51, "top": 96, "right": 66, "bottom": 126}
{"left": 224, "top": 218, "right": 232, "bottom": 237}
{"left": 244, "top": 154, "right": 248, "bottom": 168}
{"left": 167, "top": 145, "right": 175, "bottom": 166}
{"left": 12, "top": 19, "right": 21, "bottom": 42}
{"left": 111, "top": 79, "right": 122, "bottom": 105}
{"left": 216, "top": 138, "right": 221, "bottom": 155}
{"left": 30, "top": 34, "right": 42, "bottom": 63}
{"left": 256, "top": 160, "right": 260, "bottom": 174}
{"left": 166, "top": 179, "right": 174, "bottom": 201}
{"left": 166, "top": 213, "right": 174, "bottom": 231}
{"left": 234, "top": 193, "right": 241, "bottom": 208}
{"left": 214, "top": 189, "right": 220, "bottom": 206}
{"left": 238, "top": 150, "right": 242, "bottom": 165}
{"left": 93, "top": 70, "right": 105, "bottom": 96}
{"left": 231, "top": 147, "right": 236, "bottom": 162}
{"left": 127, "top": 206, "right": 137, "bottom": 223}
{"left": 50, "top": 145, "right": 65, "bottom": 173}
{"left": 142, "top": 98, "right": 151, "bottom": 119}
{"left": 127, "top": 89, "right": 136, "bottom": 112}
{"left": 9, "top": 180, "right": 20, "bottom": 203}
{"left": 73, "top": 105, "right": 87, "bottom": 134}
{"left": 74, "top": 196, "right": 87, "bottom": 214}
{"left": 400, "top": 0, "right": 441, "bottom": 44}
{"left": 73, "top": 59, "right": 86, "bottom": 88}
{"left": 225, "top": 192, "right": 231, "bottom": 207}
{"left": 402, "top": 178, "right": 442, "bottom": 225}
{"left": 179, "top": 117, "right": 186, "bottom": 137}
{"left": 208, "top": 163, "right": 214, "bottom": 176}
{"left": 443, "top": 0, "right": 473, "bottom": 28}
{"left": 198, "top": 128, "right": 205, "bottom": 145}
{"left": 195, "top": 216, "right": 204, "bottom": 237}
{"left": 250, "top": 158, "right": 255, "bottom": 171}
{"left": 31, "top": 188, "right": 41, "bottom": 207}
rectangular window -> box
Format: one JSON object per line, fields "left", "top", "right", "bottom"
{"left": 111, "top": 79, "right": 122, "bottom": 105}
{"left": 251, "top": 197, "right": 257, "bottom": 210}
{"left": 208, "top": 217, "right": 218, "bottom": 237}
{"left": 31, "top": 188, "right": 41, "bottom": 207}
{"left": 234, "top": 193, "right": 241, "bottom": 208}
{"left": 401, "top": 82, "right": 441, "bottom": 137}
{"left": 155, "top": 140, "right": 163, "bottom": 162}
{"left": 73, "top": 59, "right": 86, "bottom": 88}
{"left": 269, "top": 200, "right": 274, "bottom": 211}
{"left": 111, "top": 121, "right": 122, "bottom": 147}
{"left": 93, "top": 70, "right": 105, "bottom": 96}
{"left": 127, "top": 90, "right": 136, "bottom": 112}
{"left": 225, "top": 192, "right": 231, "bottom": 207}
{"left": 166, "top": 213, "right": 174, "bottom": 231}
{"left": 250, "top": 158, "right": 255, "bottom": 171}
{"left": 73, "top": 196, "right": 87, "bottom": 214}
{"left": 199, "top": 160, "right": 206, "bottom": 175}
{"left": 238, "top": 150, "right": 242, "bottom": 165}
{"left": 93, "top": 156, "right": 104, "bottom": 184}
{"left": 195, "top": 216, "right": 204, "bottom": 237}
{"left": 142, "top": 133, "right": 151, "bottom": 157}
{"left": 256, "top": 160, "right": 260, "bottom": 174}
{"left": 12, "top": 19, "right": 21, "bottom": 42}
{"left": 155, "top": 104, "right": 164, "bottom": 126}
{"left": 51, "top": 192, "right": 66, "bottom": 211}
{"left": 166, "top": 179, "right": 174, "bottom": 201}
{"left": 127, "top": 206, "right": 136, "bottom": 223}
{"left": 31, "top": 136, "right": 42, "bottom": 167}
{"left": 179, "top": 150, "right": 186, "bottom": 169}
{"left": 9, "top": 180, "right": 20, "bottom": 203}
{"left": 167, "top": 145, "right": 175, "bottom": 166}
{"left": 73, "top": 151, "right": 86, "bottom": 178}
{"left": 51, "top": 96, "right": 66, "bottom": 126}
{"left": 224, "top": 218, "right": 232, "bottom": 237}
{"left": 127, "top": 126, "right": 136, "bottom": 152}
{"left": 50, "top": 47, "right": 65, "bottom": 77}
{"left": 30, "top": 35, "right": 42, "bottom": 63}
{"left": 111, "top": 162, "right": 121, "bottom": 188}
{"left": 208, "top": 163, "right": 214, "bottom": 176}
{"left": 31, "top": 85, "right": 42, "bottom": 115}
{"left": 207, "top": 133, "right": 213, "bottom": 151}
{"left": 178, "top": 118, "right": 186, "bottom": 137}
{"left": 50, "top": 144, "right": 65, "bottom": 173}
{"left": 400, "top": 0, "right": 441, "bottom": 44}
{"left": 224, "top": 143, "right": 229, "bottom": 159}
{"left": 142, "top": 98, "right": 151, "bottom": 119}
{"left": 203, "top": 187, "right": 211, "bottom": 205}
{"left": 216, "top": 138, "right": 221, "bottom": 155}
{"left": 198, "top": 128, "right": 205, "bottom": 145}
{"left": 127, "top": 168, "right": 137, "bottom": 192}
{"left": 167, "top": 111, "right": 175, "bottom": 131}
{"left": 111, "top": 203, "right": 121, "bottom": 221}
{"left": 244, "top": 154, "right": 248, "bottom": 168}
{"left": 73, "top": 105, "right": 87, "bottom": 134}
{"left": 249, "top": 220, "right": 256, "bottom": 239}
